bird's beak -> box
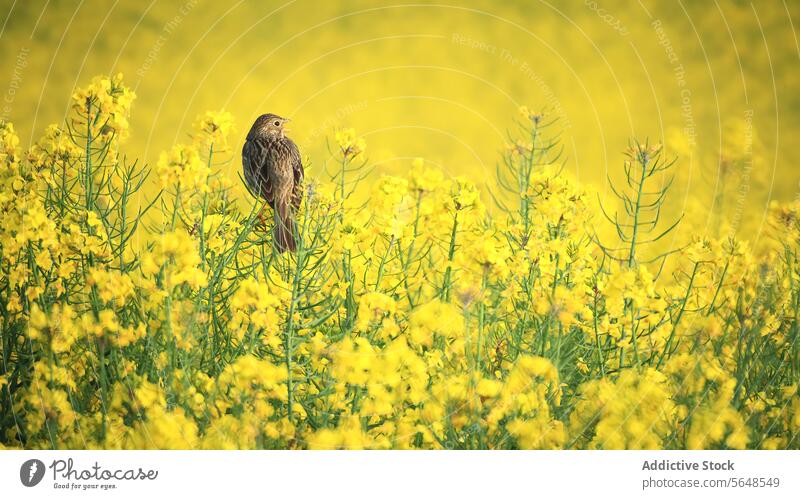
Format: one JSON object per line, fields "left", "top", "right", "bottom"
{"left": 283, "top": 119, "right": 291, "bottom": 133}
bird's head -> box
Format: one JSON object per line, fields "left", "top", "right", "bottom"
{"left": 250, "top": 113, "right": 291, "bottom": 139}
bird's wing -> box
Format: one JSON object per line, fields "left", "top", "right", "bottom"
{"left": 288, "top": 139, "right": 304, "bottom": 210}
{"left": 242, "top": 138, "right": 274, "bottom": 206}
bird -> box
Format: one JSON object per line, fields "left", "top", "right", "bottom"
{"left": 242, "top": 113, "right": 304, "bottom": 252}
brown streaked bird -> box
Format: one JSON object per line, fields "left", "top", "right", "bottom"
{"left": 242, "top": 113, "right": 304, "bottom": 252}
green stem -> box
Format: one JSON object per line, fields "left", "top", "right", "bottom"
{"left": 627, "top": 156, "right": 649, "bottom": 267}
{"left": 441, "top": 211, "right": 459, "bottom": 300}
{"left": 656, "top": 262, "right": 700, "bottom": 369}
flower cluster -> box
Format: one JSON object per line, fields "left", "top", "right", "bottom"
{"left": 1, "top": 78, "right": 798, "bottom": 450}
{"left": 71, "top": 73, "right": 136, "bottom": 142}
{"left": 193, "top": 110, "right": 235, "bottom": 151}
{"left": 335, "top": 128, "right": 366, "bottom": 160}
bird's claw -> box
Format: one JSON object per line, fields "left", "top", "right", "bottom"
{"left": 255, "top": 209, "right": 269, "bottom": 229}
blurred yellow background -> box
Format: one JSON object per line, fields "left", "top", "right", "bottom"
{"left": 1, "top": 0, "right": 798, "bottom": 241}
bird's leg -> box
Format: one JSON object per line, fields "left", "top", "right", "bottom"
{"left": 256, "top": 207, "right": 269, "bottom": 228}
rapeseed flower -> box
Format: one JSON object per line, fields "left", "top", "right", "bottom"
{"left": 1, "top": 75, "right": 798, "bottom": 450}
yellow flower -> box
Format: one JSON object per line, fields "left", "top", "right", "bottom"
{"left": 570, "top": 368, "right": 676, "bottom": 449}
{"left": 306, "top": 416, "right": 371, "bottom": 450}
{"left": 518, "top": 105, "right": 542, "bottom": 123}
{"left": 335, "top": 128, "right": 366, "bottom": 160}
{"left": 71, "top": 73, "right": 135, "bottom": 141}
{"left": 141, "top": 230, "right": 208, "bottom": 290}
{"left": 27, "top": 124, "right": 82, "bottom": 174}
{"left": 355, "top": 292, "right": 396, "bottom": 332}
{"left": 157, "top": 144, "right": 209, "bottom": 190}
{"left": 193, "top": 110, "right": 234, "bottom": 150}
{"left": 407, "top": 300, "right": 463, "bottom": 347}
{"left": 229, "top": 277, "right": 287, "bottom": 345}
{"left": 409, "top": 159, "right": 444, "bottom": 193}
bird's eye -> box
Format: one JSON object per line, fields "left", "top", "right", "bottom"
{"left": 274, "top": 121, "right": 281, "bottom": 126}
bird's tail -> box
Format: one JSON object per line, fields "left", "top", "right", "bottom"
{"left": 274, "top": 203, "right": 297, "bottom": 253}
